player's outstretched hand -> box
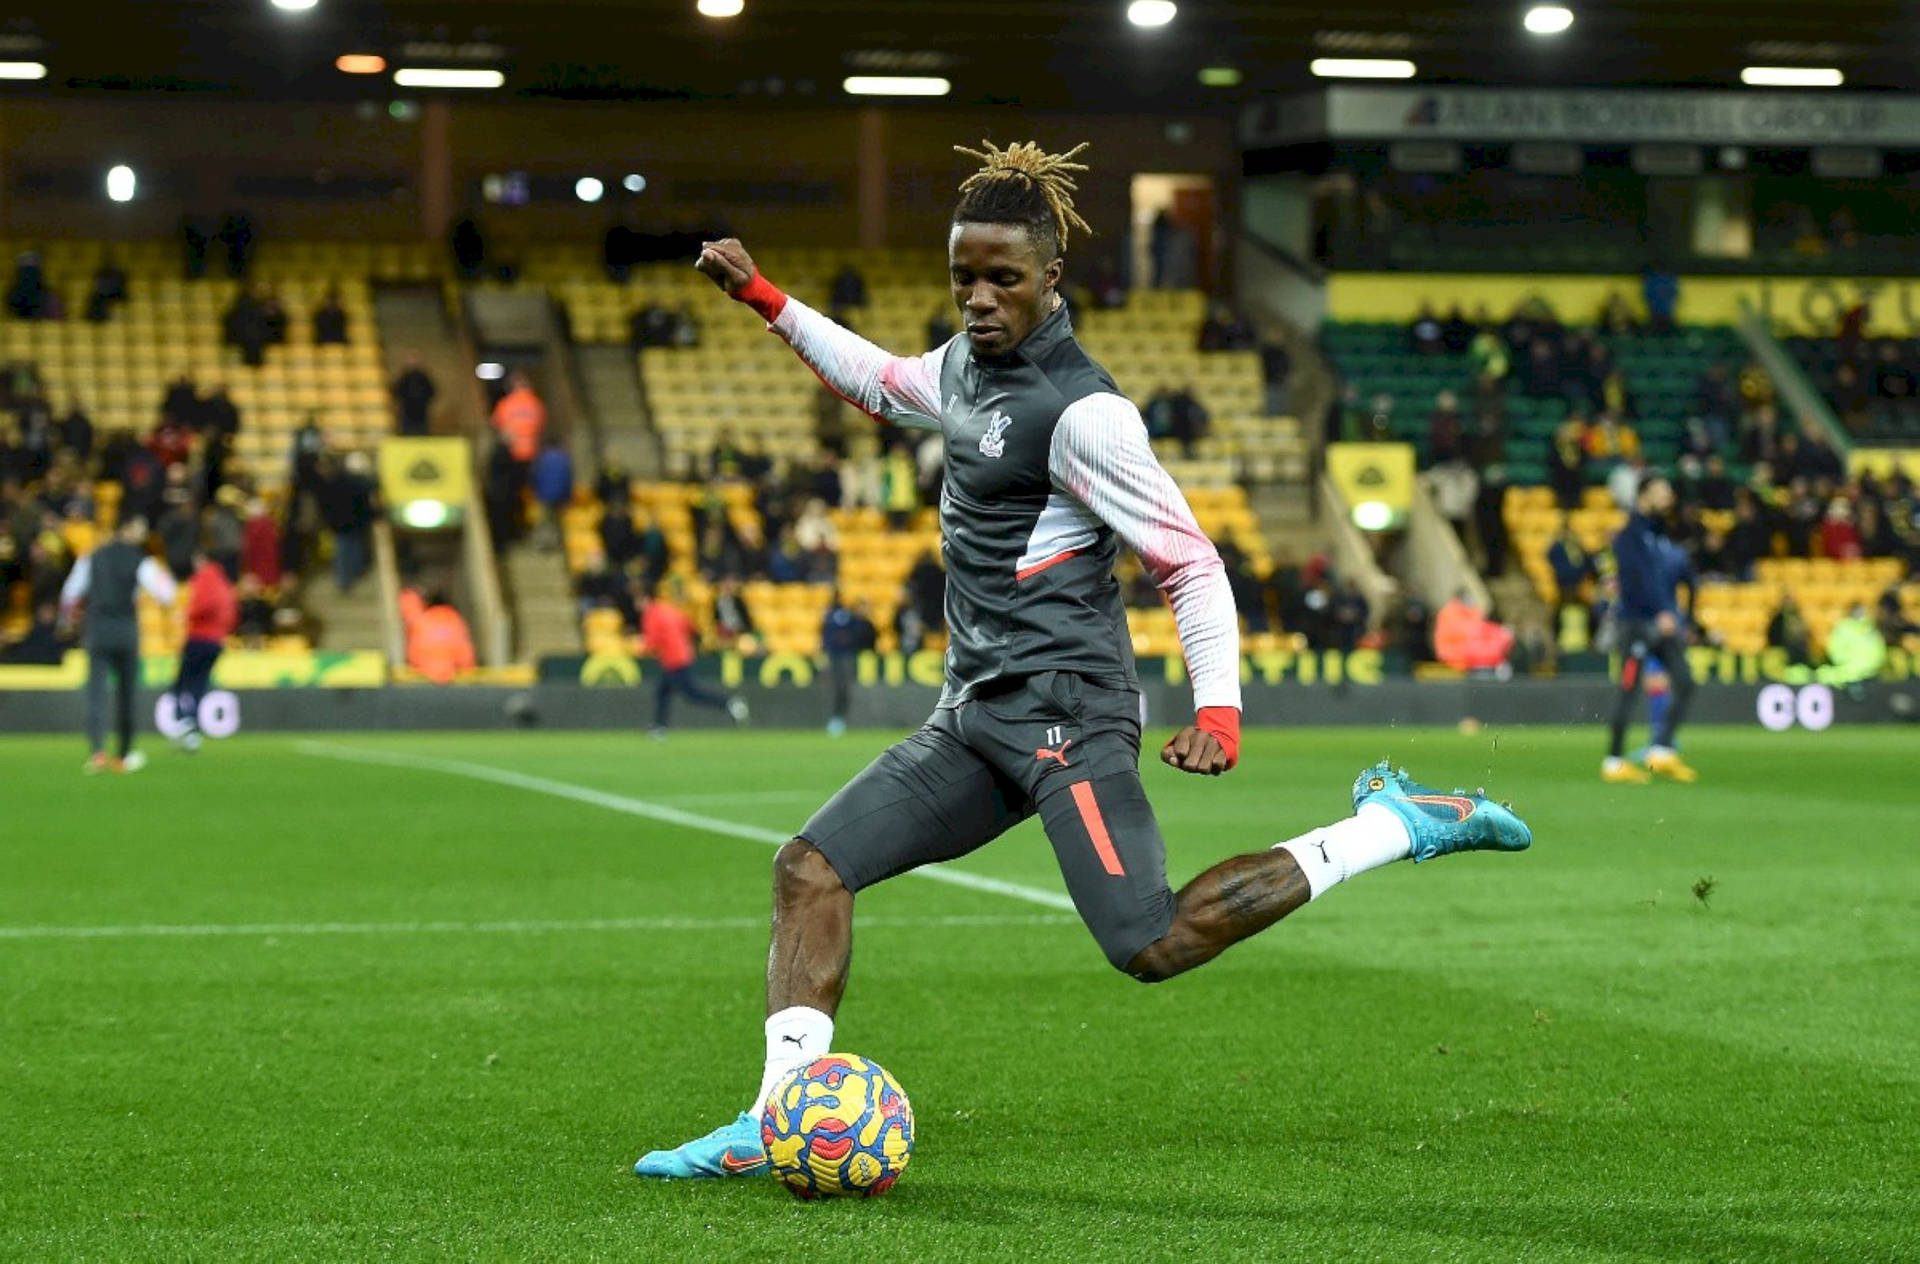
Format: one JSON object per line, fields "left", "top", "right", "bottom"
{"left": 695, "top": 238, "right": 757, "bottom": 295}
{"left": 1160, "top": 726, "right": 1231, "bottom": 777}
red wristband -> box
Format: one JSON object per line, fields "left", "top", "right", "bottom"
{"left": 734, "top": 270, "right": 788, "bottom": 323}
{"left": 1196, "top": 706, "right": 1241, "bottom": 769}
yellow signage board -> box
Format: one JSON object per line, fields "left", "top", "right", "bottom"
{"left": 1325, "top": 442, "right": 1415, "bottom": 527}
{"left": 0, "top": 650, "right": 388, "bottom": 691}
{"left": 378, "top": 437, "right": 472, "bottom": 517}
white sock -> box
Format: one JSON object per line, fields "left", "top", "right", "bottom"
{"left": 1275, "top": 803, "right": 1413, "bottom": 900}
{"left": 751, "top": 1005, "right": 834, "bottom": 1115}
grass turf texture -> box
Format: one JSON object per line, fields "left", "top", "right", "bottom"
{"left": 2, "top": 726, "right": 1916, "bottom": 1262}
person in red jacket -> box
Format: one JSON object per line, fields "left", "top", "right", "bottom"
{"left": 639, "top": 581, "right": 748, "bottom": 737}
{"left": 172, "top": 546, "right": 238, "bottom": 752}
{"left": 405, "top": 590, "right": 477, "bottom": 685}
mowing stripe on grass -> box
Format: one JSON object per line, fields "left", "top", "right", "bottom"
{"left": 0, "top": 913, "right": 1076, "bottom": 942}
{"left": 293, "top": 740, "right": 1078, "bottom": 912}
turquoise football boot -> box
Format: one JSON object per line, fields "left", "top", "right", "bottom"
{"left": 1351, "top": 760, "right": 1533, "bottom": 862}
{"left": 633, "top": 1111, "right": 769, "bottom": 1179}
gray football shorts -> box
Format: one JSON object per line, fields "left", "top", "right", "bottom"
{"left": 797, "top": 670, "right": 1176, "bottom": 971}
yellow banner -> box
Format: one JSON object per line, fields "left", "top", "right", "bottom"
{"left": 379, "top": 437, "right": 472, "bottom": 514}
{"left": 1850, "top": 448, "right": 1920, "bottom": 482}
{"left": 1328, "top": 272, "right": 1920, "bottom": 335}
{"left": 0, "top": 650, "right": 388, "bottom": 691}
{"left": 1325, "top": 442, "right": 1415, "bottom": 521}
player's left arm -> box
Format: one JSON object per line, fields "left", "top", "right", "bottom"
{"left": 137, "top": 557, "right": 179, "bottom": 607}
{"left": 56, "top": 555, "right": 91, "bottom": 631}
{"left": 1051, "top": 393, "right": 1242, "bottom": 776}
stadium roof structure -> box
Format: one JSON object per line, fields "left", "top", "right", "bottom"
{"left": 2, "top": 0, "right": 1916, "bottom": 111}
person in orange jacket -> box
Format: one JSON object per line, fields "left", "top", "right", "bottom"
{"left": 1433, "top": 590, "right": 1515, "bottom": 673}
{"left": 171, "top": 545, "right": 238, "bottom": 751}
{"left": 491, "top": 372, "right": 546, "bottom": 543}
{"left": 406, "top": 589, "right": 476, "bottom": 685}
{"left": 640, "top": 581, "right": 748, "bottom": 737}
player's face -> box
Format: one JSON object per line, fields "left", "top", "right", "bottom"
{"left": 948, "top": 222, "right": 1063, "bottom": 356}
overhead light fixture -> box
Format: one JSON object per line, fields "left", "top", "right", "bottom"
{"left": 842, "top": 75, "right": 950, "bottom": 97}
{"left": 1741, "top": 66, "right": 1843, "bottom": 88}
{"left": 1127, "top": 1, "right": 1177, "bottom": 28}
{"left": 105, "top": 165, "right": 136, "bottom": 203}
{"left": 697, "top": 0, "right": 744, "bottom": 14}
{"left": 575, "top": 176, "right": 605, "bottom": 203}
{"left": 1310, "top": 57, "right": 1417, "bottom": 79}
{"left": 1351, "top": 501, "right": 1396, "bottom": 532}
{"left": 1524, "top": 6, "right": 1574, "bottom": 35}
{"left": 622, "top": 173, "right": 647, "bottom": 193}
{"left": 270, "top": 0, "right": 319, "bottom": 11}
{"left": 0, "top": 61, "right": 48, "bottom": 80}
{"left": 335, "top": 54, "right": 387, "bottom": 75}
{"left": 392, "top": 68, "right": 505, "bottom": 89}
{"left": 475, "top": 362, "right": 506, "bottom": 381}
{"left": 1198, "top": 66, "right": 1242, "bottom": 88}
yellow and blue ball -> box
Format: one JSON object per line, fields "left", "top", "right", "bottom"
{"left": 760, "top": 1053, "right": 914, "bottom": 1199}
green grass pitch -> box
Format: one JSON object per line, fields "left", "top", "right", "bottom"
{"left": 3, "top": 725, "right": 1916, "bottom": 1261}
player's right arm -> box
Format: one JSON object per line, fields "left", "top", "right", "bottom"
{"left": 695, "top": 238, "right": 945, "bottom": 430}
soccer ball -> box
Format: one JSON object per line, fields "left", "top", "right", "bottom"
{"left": 760, "top": 1053, "right": 914, "bottom": 1199}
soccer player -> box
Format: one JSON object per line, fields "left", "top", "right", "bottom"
{"left": 170, "top": 545, "right": 238, "bottom": 753}
{"left": 1603, "top": 474, "right": 1698, "bottom": 783}
{"left": 58, "top": 514, "right": 178, "bottom": 774}
{"left": 639, "top": 580, "right": 749, "bottom": 737}
{"left": 635, "top": 142, "right": 1532, "bottom": 1179}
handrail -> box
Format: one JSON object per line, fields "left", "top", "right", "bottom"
{"left": 1240, "top": 225, "right": 1328, "bottom": 288}
{"left": 1315, "top": 471, "right": 1399, "bottom": 629}
{"left": 372, "top": 518, "right": 405, "bottom": 669}
{"left": 1735, "top": 297, "right": 1851, "bottom": 455}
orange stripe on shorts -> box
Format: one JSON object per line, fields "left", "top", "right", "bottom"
{"left": 1069, "top": 781, "right": 1125, "bottom": 877}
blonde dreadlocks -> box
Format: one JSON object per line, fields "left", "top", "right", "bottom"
{"left": 952, "top": 139, "right": 1094, "bottom": 257}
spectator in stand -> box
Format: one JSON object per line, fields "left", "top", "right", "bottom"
{"left": 1607, "top": 454, "right": 1649, "bottom": 515}
{"left": 1692, "top": 363, "right": 1740, "bottom": 434}
{"left": 1873, "top": 339, "right": 1916, "bottom": 417}
{"left": 1428, "top": 390, "right": 1464, "bottom": 464}
{"left": 241, "top": 495, "right": 281, "bottom": 588}
{"left": 880, "top": 442, "right": 919, "bottom": 531}
{"left": 1468, "top": 325, "right": 1509, "bottom": 383}
{"left": 828, "top": 263, "right": 868, "bottom": 318}
{"left": 1738, "top": 360, "right": 1775, "bottom": 415}
{"left": 156, "top": 468, "right": 199, "bottom": 580}
{"left": 261, "top": 285, "right": 287, "bottom": 346}
{"left": 161, "top": 372, "right": 199, "bottom": 429}
{"left": 1584, "top": 413, "right": 1641, "bottom": 463}
{"left": 1200, "top": 303, "right": 1256, "bottom": 353}
{"left": 86, "top": 257, "right": 128, "bottom": 323}
{"left": 1641, "top": 265, "right": 1678, "bottom": 335}
{"left": 1799, "top": 428, "right": 1846, "bottom": 485}
{"left": 820, "top": 591, "right": 878, "bottom": 736}
{"left": 1780, "top": 478, "right": 1822, "bottom": 557}
{"left": 392, "top": 352, "right": 437, "bottom": 437}
{"left": 221, "top": 285, "right": 269, "bottom": 367}
{"left": 1877, "top": 585, "right": 1919, "bottom": 650}
{"left": 1826, "top": 362, "right": 1872, "bottom": 437}
{"left": 636, "top": 510, "right": 670, "bottom": 590}
{"left": 1721, "top": 490, "right": 1770, "bottom": 580}
{"left": 1767, "top": 591, "right": 1813, "bottom": 665}
{"left": 672, "top": 302, "right": 702, "bottom": 349}
{"left": 1543, "top": 417, "right": 1584, "bottom": 512}
{"left": 313, "top": 286, "right": 350, "bottom": 345}
{"left": 1856, "top": 497, "right": 1895, "bottom": 560}
{"left": 233, "top": 574, "right": 274, "bottom": 647}
{"left": 806, "top": 449, "right": 844, "bottom": 508}
{"left": 59, "top": 397, "right": 93, "bottom": 462}
{"left": 217, "top": 211, "right": 254, "bottom": 278}
{"left": 450, "top": 214, "right": 486, "bottom": 281}
{"left": 1521, "top": 339, "right": 1562, "bottom": 399}
{"left": 1142, "top": 386, "right": 1176, "bottom": 441}
{"left": 169, "top": 545, "right": 237, "bottom": 752}
{"left": 697, "top": 516, "right": 745, "bottom": 582}
{"left": 1433, "top": 590, "right": 1515, "bottom": 673}
{"left": 321, "top": 451, "right": 377, "bottom": 592}
{"left": 767, "top": 524, "right": 805, "bottom": 583}
{"left": 529, "top": 435, "right": 573, "bottom": 552}
{"left": 1407, "top": 302, "right": 1445, "bottom": 356}
{"left": 793, "top": 498, "right": 839, "bottom": 584}
{"left": 1598, "top": 290, "right": 1640, "bottom": 336}
{"left": 406, "top": 589, "right": 477, "bottom": 685}
{"left": 709, "top": 427, "right": 744, "bottom": 480}
{"left": 640, "top": 580, "right": 748, "bottom": 736}
{"left": 1330, "top": 579, "right": 1370, "bottom": 653}
{"left": 894, "top": 585, "right": 929, "bottom": 656}
{"left": 1168, "top": 386, "right": 1209, "bottom": 458}
{"left": 1547, "top": 516, "right": 1597, "bottom": 622}
{"left": 1698, "top": 454, "right": 1736, "bottom": 511}
{"left": 1216, "top": 538, "right": 1268, "bottom": 634}
{"left": 7, "top": 249, "right": 46, "bottom": 320}
{"left": 905, "top": 548, "right": 945, "bottom": 634}
{"left": 0, "top": 600, "right": 65, "bottom": 664}
{"left": 206, "top": 486, "right": 245, "bottom": 580}
{"left": 711, "top": 576, "right": 759, "bottom": 652}
{"left": 1819, "top": 498, "right": 1863, "bottom": 560}
{"left": 1440, "top": 305, "right": 1474, "bottom": 355}
{"left": 490, "top": 372, "right": 546, "bottom": 535}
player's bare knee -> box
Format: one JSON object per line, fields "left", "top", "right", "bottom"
{"left": 773, "top": 838, "right": 845, "bottom": 907}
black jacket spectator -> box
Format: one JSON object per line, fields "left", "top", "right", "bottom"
{"left": 86, "top": 261, "right": 128, "bottom": 323}
{"left": 392, "top": 359, "right": 437, "bottom": 436}
{"left": 59, "top": 404, "right": 93, "bottom": 460}
{"left": 313, "top": 290, "right": 350, "bottom": 345}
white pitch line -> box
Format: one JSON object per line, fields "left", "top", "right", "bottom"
{"left": 0, "top": 913, "right": 1075, "bottom": 942}
{"left": 293, "top": 740, "right": 1077, "bottom": 912}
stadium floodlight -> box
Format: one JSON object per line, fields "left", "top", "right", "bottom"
{"left": 1741, "top": 66, "right": 1843, "bottom": 88}
{"left": 697, "top": 0, "right": 745, "bottom": 15}
{"left": 623, "top": 173, "right": 647, "bottom": 193}
{"left": 0, "top": 62, "right": 48, "bottom": 80}
{"left": 843, "top": 76, "right": 950, "bottom": 97}
{"left": 1310, "top": 58, "right": 1417, "bottom": 79}
{"left": 392, "top": 68, "right": 505, "bottom": 89}
{"left": 1524, "top": 6, "right": 1574, "bottom": 35}
{"left": 270, "top": 0, "right": 319, "bottom": 11}
{"left": 575, "top": 176, "right": 605, "bottom": 204}
{"left": 106, "top": 165, "right": 136, "bottom": 203}
{"left": 1127, "top": 1, "right": 1178, "bottom": 28}
{"left": 335, "top": 54, "right": 387, "bottom": 75}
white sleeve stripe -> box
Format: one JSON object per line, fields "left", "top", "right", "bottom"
{"left": 1048, "top": 393, "right": 1241, "bottom": 712}
{"left": 1015, "top": 492, "right": 1102, "bottom": 576}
